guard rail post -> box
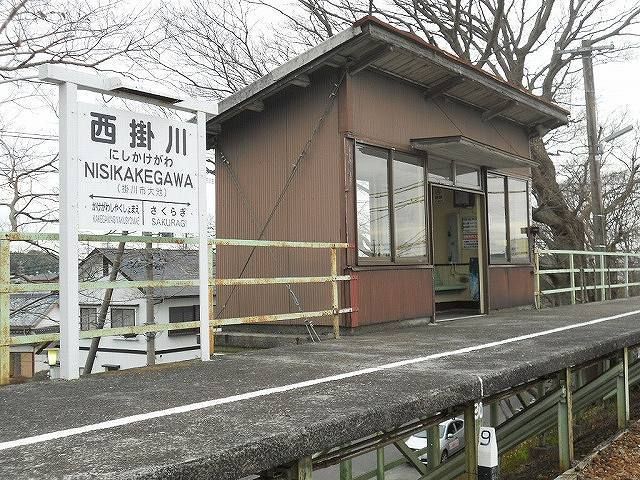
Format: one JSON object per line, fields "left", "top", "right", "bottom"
{"left": 558, "top": 367, "right": 574, "bottom": 471}
{"left": 428, "top": 424, "right": 441, "bottom": 470}
{"left": 376, "top": 447, "right": 385, "bottom": 480}
{"left": 296, "top": 456, "right": 313, "bottom": 480}
{"left": 339, "top": 459, "right": 352, "bottom": 480}
{"left": 617, "top": 347, "right": 630, "bottom": 430}
{"left": 464, "top": 402, "right": 480, "bottom": 480}
{"left": 0, "top": 239, "right": 10, "bottom": 385}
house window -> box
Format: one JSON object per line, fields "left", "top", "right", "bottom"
{"left": 393, "top": 152, "right": 427, "bottom": 258}
{"left": 80, "top": 307, "right": 97, "bottom": 331}
{"left": 355, "top": 143, "right": 428, "bottom": 263}
{"left": 356, "top": 144, "right": 391, "bottom": 259}
{"left": 169, "top": 305, "right": 199, "bottom": 336}
{"left": 487, "top": 173, "right": 530, "bottom": 264}
{"left": 110, "top": 308, "right": 135, "bottom": 328}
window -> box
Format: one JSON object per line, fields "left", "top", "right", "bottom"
{"left": 356, "top": 144, "right": 391, "bottom": 259}
{"left": 80, "top": 307, "right": 97, "bottom": 331}
{"left": 110, "top": 308, "right": 135, "bottom": 328}
{"left": 393, "top": 153, "right": 427, "bottom": 258}
{"left": 508, "top": 178, "right": 530, "bottom": 264}
{"left": 455, "top": 164, "right": 480, "bottom": 189}
{"left": 487, "top": 174, "right": 508, "bottom": 263}
{"left": 429, "top": 158, "right": 453, "bottom": 183}
{"left": 355, "top": 143, "right": 428, "bottom": 263}
{"left": 487, "top": 173, "right": 531, "bottom": 264}
{"left": 169, "top": 305, "right": 199, "bottom": 336}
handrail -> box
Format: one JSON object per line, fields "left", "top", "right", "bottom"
{"left": 0, "top": 231, "right": 352, "bottom": 384}
{"left": 534, "top": 248, "right": 640, "bottom": 308}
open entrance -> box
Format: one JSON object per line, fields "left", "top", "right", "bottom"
{"left": 430, "top": 185, "right": 485, "bottom": 317}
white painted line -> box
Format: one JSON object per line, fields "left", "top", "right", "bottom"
{"left": 2, "top": 308, "right": 640, "bottom": 451}
{"left": 435, "top": 314, "right": 485, "bottom": 323}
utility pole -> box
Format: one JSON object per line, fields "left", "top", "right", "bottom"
{"left": 145, "top": 235, "right": 156, "bottom": 366}
{"left": 581, "top": 39, "right": 606, "bottom": 252}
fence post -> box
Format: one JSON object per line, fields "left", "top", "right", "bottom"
{"left": 617, "top": 347, "right": 630, "bottom": 430}
{"left": 534, "top": 250, "right": 541, "bottom": 309}
{"left": 330, "top": 246, "right": 340, "bottom": 339}
{"left": 0, "top": 239, "right": 10, "bottom": 385}
{"left": 339, "top": 459, "right": 352, "bottom": 480}
{"left": 569, "top": 254, "right": 576, "bottom": 305}
{"left": 558, "top": 368, "right": 574, "bottom": 471}
{"left": 599, "top": 253, "right": 606, "bottom": 301}
{"left": 209, "top": 245, "right": 216, "bottom": 355}
{"left": 624, "top": 255, "right": 630, "bottom": 298}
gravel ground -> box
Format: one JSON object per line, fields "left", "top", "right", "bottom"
{"left": 580, "top": 420, "right": 640, "bottom": 480}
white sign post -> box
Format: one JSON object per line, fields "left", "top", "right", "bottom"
{"left": 40, "top": 65, "right": 216, "bottom": 379}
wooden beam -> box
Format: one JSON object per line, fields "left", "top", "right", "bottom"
{"left": 423, "top": 76, "right": 465, "bottom": 100}
{"left": 482, "top": 100, "right": 515, "bottom": 122}
{"left": 290, "top": 74, "right": 311, "bottom": 88}
{"left": 348, "top": 44, "right": 394, "bottom": 75}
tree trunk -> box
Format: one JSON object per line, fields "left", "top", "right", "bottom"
{"left": 83, "top": 241, "right": 126, "bottom": 374}
{"left": 530, "top": 137, "right": 586, "bottom": 250}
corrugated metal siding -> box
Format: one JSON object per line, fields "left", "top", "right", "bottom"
{"left": 488, "top": 266, "right": 535, "bottom": 310}
{"left": 216, "top": 69, "right": 345, "bottom": 326}
{"left": 349, "top": 70, "right": 531, "bottom": 158}
{"left": 352, "top": 268, "right": 433, "bottom": 325}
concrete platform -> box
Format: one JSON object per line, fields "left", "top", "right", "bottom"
{"left": 2, "top": 298, "right": 640, "bottom": 479}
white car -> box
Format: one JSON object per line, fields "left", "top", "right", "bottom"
{"left": 405, "top": 418, "right": 465, "bottom": 464}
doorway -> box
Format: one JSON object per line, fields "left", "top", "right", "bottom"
{"left": 430, "top": 185, "right": 485, "bottom": 316}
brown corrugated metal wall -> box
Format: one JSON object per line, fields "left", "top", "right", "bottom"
{"left": 216, "top": 67, "right": 536, "bottom": 329}
{"left": 216, "top": 69, "right": 345, "bottom": 326}
{"left": 488, "top": 266, "right": 535, "bottom": 310}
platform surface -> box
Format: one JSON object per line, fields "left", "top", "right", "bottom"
{"left": 3, "top": 298, "right": 640, "bottom": 479}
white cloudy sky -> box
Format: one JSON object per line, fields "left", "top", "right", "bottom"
{"left": 1, "top": 3, "right": 640, "bottom": 233}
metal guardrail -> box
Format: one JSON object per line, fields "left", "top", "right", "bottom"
{"left": 534, "top": 249, "right": 640, "bottom": 308}
{"left": 0, "top": 231, "right": 352, "bottom": 384}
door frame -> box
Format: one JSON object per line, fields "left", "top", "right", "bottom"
{"left": 428, "top": 184, "right": 488, "bottom": 315}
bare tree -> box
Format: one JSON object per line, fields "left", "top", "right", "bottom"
{"left": 0, "top": 137, "right": 57, "bottom": 232}
{"left": 0, "top": 0, "right": 153, "bottom": 77}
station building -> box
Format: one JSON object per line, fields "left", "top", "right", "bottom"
{"left": 210, "top": 17, "right": 569, "bottom": 330}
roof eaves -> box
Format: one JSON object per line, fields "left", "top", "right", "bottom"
{"left": 215, "top": 24, "right": 364, "bottom": 120}
{"left": 357, "top": 17, "right": 569, "bottom": 124}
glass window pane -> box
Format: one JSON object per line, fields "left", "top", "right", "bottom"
{"left": 487, "top": 174, "right": 508, "bottom": 263}
{"left": 356, "top": 144, "right": 391, "bottom": 259}
{"left": 428, "top": 157, "right": 453, "bottom": 183}
{"left": 393, "top": 153, "right": 427, "bottom": 258}
{"left": 456, "top": 164, "right": 480, "bottom": 189}
{"left": 508, "top": 178, "right": 530, "bottom": 264}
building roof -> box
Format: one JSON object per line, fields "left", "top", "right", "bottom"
{"left": 90, "top": 248, "right": 209, "bottom": 299}
{"left": 10, "top": 292, "right": 58, "bottom": 329}
{"left": 212, "top": 16, "right": 569, "bottom": 136}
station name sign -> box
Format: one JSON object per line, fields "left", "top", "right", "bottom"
{"left": 77, "top": 103, "right": 199, "bottom": 233}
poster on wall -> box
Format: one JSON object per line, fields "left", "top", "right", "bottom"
{"left": 462, "top": 217, "right": 478, "bottom": 249}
